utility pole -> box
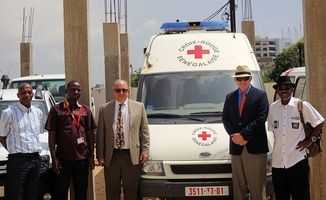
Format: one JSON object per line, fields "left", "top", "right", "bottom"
{"left": 230, "top": 0, "right": 236, "bottom": 32}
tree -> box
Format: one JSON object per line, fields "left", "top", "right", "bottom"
{"left": 131, "top": 68, "right": 141, "bottom": 87}
{"left": 269, "top": 39, "right": 304, "bottom": 81}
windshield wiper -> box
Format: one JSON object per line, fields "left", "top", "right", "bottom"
{"left": 147, "top": 113, "right": 206, "bottom": 122}
{"left": 147, "top": 113, "right": 185, "bottom": 118}
{"left": 189, "top": 111, "right": 223, "bottom": 116}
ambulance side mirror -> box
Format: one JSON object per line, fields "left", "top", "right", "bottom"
{"left": 143, "top": 47, "right": 147, "bottom": 55}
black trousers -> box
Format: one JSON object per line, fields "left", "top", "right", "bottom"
{"left": 272, "top": 159, "right": 310, "bottom": 200}
{"left": 5, "top": 153, "right": 41, "bottom": 200}
{"left": 53, "top": 159, "right": 89, "bottom": 200}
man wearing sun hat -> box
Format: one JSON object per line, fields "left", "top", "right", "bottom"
{"left": 222, "top": 65, "right": 269, "bottom": 200}
{"left": 268, "top": 76, "right": 324, "bottom": 200}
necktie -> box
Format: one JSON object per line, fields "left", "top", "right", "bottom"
{"left": 239, "top": 92, "right": 246, "bottom": 116}
{"left": 116, "top": 104, "right": 125, "bottom": 148}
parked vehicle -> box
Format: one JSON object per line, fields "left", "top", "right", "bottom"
{"left": 281, "top": 67, "right": 306, "bottom": 100}
{"left": 0, "top": 88, "right": 56, "bottom": 199}
{"left": 273, "top": 67, "right": 306, "bottom": 101}
{"left": 137, "top": 21, "right": 274, "bottom": 199}
{"left": 9, "top": 74, "right": 65, "bottom": 102}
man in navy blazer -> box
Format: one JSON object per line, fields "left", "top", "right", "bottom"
{"left": 222, "top": 65, "right": 269, "bottom": 200}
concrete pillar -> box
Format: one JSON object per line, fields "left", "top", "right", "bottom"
{"left": 103, "top": 23, "right": 121, "bottom": 101}
{"left": 120, "top": 33, "right": 130, "bottom": 85}
{"left": 63, "top": 0, "right": 93, "bottom": 199}
{"left": 63, "top": 0, "right": 91, "bottom": 106}
{"left": 20, "top": 42, "right": 32, "bottom": 76}
{"left": 303, "top": 1, "right": 326, "bottom": 199}
{"left": 241, "top": 20, "right": 255, "bottom": 49}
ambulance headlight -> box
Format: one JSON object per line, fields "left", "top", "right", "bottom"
{"left": 266, "top": 154, "right": 272, "bottom": 176}
{"left": 142, "top": 161, "right": 165, "bottom": 176}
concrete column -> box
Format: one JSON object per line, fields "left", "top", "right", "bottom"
{"left": 120, "top": 33, "right": 130, "bottom": 85}
{"left": 241, "top": 20, "right": 255, "bottom": 49}
{"left": 63, "top": 0, "right": 91, "bottom": 106}
{"left": 103, "top": 23, "right": 121, "bottom": 101}
{"left": 20, "top": 42, "right": 32, "bottom": 76}
{"left": 63, "top": 0, "right": 93, "bottom": 199}
{"left": 303, "top": 1, "right": 326, "bottom": 199}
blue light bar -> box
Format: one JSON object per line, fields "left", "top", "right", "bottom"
{"left": 160, "top": 21, "right": 228, "bottom": 32}
{"left": 160, "top": 22, "right": 190, "bottom": 32}
{"left": 200, "top": 21, "right": 227, "bottom": 30}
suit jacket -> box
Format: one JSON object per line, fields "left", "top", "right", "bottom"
{"left": 222, "top": 86, "right": 269, "bottom": 155}
{"left": 96, "top": 99, "right": 149, "bottom": 166}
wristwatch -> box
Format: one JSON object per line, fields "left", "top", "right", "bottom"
{"left": 311, "top": 136, "right": 319, "bottom": 143}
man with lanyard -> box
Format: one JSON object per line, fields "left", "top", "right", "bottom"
{"left": 46, "top": 80, "right": 96, "bottom": 200}
{"left": 268, "top": 76, "right": 324, "bottom": 200}
{"left": 223, "top": 65, "right": 269, "bottom": 200}
{"left": 0, "top": 83, "right": 44, "bottom": 200}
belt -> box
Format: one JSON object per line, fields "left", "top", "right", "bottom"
{"left": 8, "top": 152, "right": 40, "bottom": 158}
{"left": 113, "top": 148, "right": 130, "bottom": 152}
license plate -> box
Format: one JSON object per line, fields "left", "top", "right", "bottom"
{"left": 185, "top": 186, "right": 229, "bottom": 196}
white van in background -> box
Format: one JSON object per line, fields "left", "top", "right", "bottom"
{"left": 281, "top": 67, "right": 306, "bottom": 100}
{"left": 137, "top": 21, "right": 274, "bottom": 199}
{"left": 9, "top": 74, "right": 65, "bottom": 102}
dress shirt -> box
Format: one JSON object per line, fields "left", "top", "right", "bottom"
{"left": 0, "top": 102, "right": 44, "bottom": 154}
{"left": 237, "top": 85, "right": 251, "bottom": 106}
{"left": 268, "top": 97, "right": 324, "bottom": 168}
{"left": 113, "top": 99, "right": 130, "bottom": 149}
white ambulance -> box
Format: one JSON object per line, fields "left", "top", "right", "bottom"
{"left": 137, "top": 21, "right": 274, "bottom": 199}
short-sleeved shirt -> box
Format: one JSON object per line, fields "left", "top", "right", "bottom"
{"left": 45, "top": 101, "right": 97, "bottom": 161}
{"left": 268, "top": 97, "right": 324, "bottom": 168}
{"left": 0, "top": 102, "right": 44, "bottom": 154}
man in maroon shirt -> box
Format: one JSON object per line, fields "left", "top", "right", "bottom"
{"left": 45, "top": 80, "right": 96, "bottom": 200}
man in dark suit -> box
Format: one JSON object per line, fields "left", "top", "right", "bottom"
{"left": 222, "top": 65, "right": 269, "bottom": 200}
{"left": 96, "top": 79, "right": 149, "bottom": 200}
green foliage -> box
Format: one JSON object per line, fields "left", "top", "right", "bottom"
{"left": 131, "top": 69, "right": 141, "bottom": 87}
{"left": 268, "top": 39, "right": 304, "bottom": 81}
{"left": 262, "top": 72, "right": 272, "bottom": 83}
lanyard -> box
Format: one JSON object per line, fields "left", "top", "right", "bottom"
{"left": 64, "top": 98, "right": 82, "bottom": 135}
{"left": 72, "top": 110, "right": 81, "bottom": 129}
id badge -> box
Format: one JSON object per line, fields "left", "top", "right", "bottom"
{"left": 77, "top": 137, "right": 85, "bottom": 144}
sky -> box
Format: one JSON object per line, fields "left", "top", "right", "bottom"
{"left": 0, "top": 0, "right": 303, "bottom": 85}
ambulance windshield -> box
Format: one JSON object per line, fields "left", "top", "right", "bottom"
{"left": 139, "top": 71, "right": 263, "bottom": 118}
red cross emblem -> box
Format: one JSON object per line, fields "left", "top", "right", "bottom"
{"left": 187, "top": 45, "right": 210, "bottom": 59}
{"left": 198, "top": 131, "right": 211, "bottom": 141}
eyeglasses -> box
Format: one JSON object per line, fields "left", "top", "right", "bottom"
{"left": 236, "top": 77, "right": 250, "bottom": 82}
{"left": 114, "top": 88, "right": 128, "bottom": 93}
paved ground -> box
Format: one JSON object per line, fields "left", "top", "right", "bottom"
{"left": 94, "top": 166, "right": 106, "bottom": 200}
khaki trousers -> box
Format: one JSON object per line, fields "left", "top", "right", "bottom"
{"left": 231, "top": 147, "right": 267, "bottom": 200}
{"left": 104, "top": 149, "right": 140, "bottom": 200}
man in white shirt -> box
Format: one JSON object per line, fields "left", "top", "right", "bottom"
{"left": 0, "top": 83, "right": 44, "bottom": 200}
{"left": 268, "top": 76, "right": 324, "bottom": 200}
